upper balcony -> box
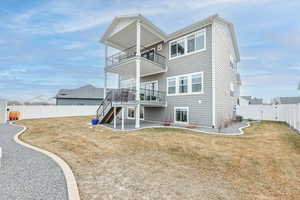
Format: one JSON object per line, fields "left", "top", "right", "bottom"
{"left": 105, "top": 46, "right": 166, "bottom": 78}
{"left": 100, "top": 14, "right": 168, "bottom": 79}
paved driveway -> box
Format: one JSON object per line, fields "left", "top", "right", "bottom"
{"left": 0, "top": 123, "right": 68, "bottom": 200}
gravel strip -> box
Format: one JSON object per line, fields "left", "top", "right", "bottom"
{"left": 0, "top": 123, "right": 68, "bottom": 200}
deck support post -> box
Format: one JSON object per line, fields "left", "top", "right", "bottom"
{"left": 135, "top": 20, "right": 141, "bottom": 129}
{"left": 113, "top": 106, "right": 117, "bottom": 129}
{"left": 104, "top": 44, "right": 108, "bottom": 98}
{"left": 121, "top": 106, "right": 125, "bottom": 130}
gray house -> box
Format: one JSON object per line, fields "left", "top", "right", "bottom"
{"left": 239, "top": 96, "right": 263, "bottom": 105}
{"left": 272, "top": 96, "right": 300, "bottom": 105}
{"left": 56, "top": 85, "right": 104, "bottom": 105}
{"left": 98, "top": 14, "right": 241, "bottom": 129}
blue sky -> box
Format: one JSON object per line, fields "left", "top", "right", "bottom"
{"left": 0, "top": 0, "right": 299, "bottom": 103}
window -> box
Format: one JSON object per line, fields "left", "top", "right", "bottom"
{"left": 177, "top": 39, "right": 185, "bottom": 56}
{"left": 167, "top": 72, "right": 203, "bottom": 96}
{"left": 120, "top": 79, "right": 135, "bottom": 89}
{"left": 127, "top": 107, "right": 144, "bottom": 120}
{"left": 170, "top": 41, "right": 177, "bottom": 58}
{"left": 127, "top": 107, "right": 135, "bottom": 119}
{"left": 175, "top": 107, "right": 189, "bottom": 123}
{"left": 230, "top": 82, "right": 234, "bottom": 97}
{"left": 187, "top": 34, "right": 195, "bottom": 53}
{"left": 195, "top": 32, "right": 205, "bottom": 50}
{"left": 170, "top": 39, "right": 185, "bottom": 58}
{"left": 140, "top": 107, "right": 144, "bottom": 120}
{"left": 167, "top": 78, "right": 176, "bottom": 95}
{"left": 169, "top": 29, "right": 206, "bottom": 59}
{"left": 192, "top": 74, "right": 202, "bottom": 93}
{"left": 178, "top": 76, "right": 188, "bottom": 94}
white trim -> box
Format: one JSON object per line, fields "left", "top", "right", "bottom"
{"left": 127, "top": 106, "right": 144, "bottom": 120}
{"left": 169, "top": 28, "right": 206, "bottom": 60}
{"left": 212, "top": 21, "right": 216, "bottom": 127}
{"left": 167, "top": 72, "right": 204, "bottom": 96}
{"left": 141, "top": 80, "right": 159, "bottom": 89}
{"left": 127, "top": 106, "right": 135, "bottom": 119}
{"left": 174, "top": 106, "right": 189, "bottom": 124}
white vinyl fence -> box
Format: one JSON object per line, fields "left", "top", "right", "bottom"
{"left": 237, "top": 104, "right": 300, "bottom": 132}
{"left": 0, "top": 99, "right": 7, "bottom": 123}
{"left": 8, "top": 105, "right": 99, "bottom": 120}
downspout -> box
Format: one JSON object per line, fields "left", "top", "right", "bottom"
{"left": 211, "top": 21, "right": 216, "bottom": 128}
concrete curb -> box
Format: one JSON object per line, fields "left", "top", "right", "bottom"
{"left": 12, "top": 123, "right": 81, "bottom": 200}
{"left": 99, "top": 121, "right": 255, "bottom": 136}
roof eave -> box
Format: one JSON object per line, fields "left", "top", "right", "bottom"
{"left": 100, "top": 14, "right": 167, "bottom": 48}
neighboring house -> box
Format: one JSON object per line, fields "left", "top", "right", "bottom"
{"left": 239, "top": 96, "right": 263, "bottom": 106}
{"left": 56, "top": 85, "right": 104, "bottom": 105}
{"left": 98, "top": 14, "right": 241, "bottom": 129}
{"left": 272, "top": 96, "right": 300, "bottom": 105}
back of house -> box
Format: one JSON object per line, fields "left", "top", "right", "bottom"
{"left": 100, "top": 14, "right": 240, "bottom": 129}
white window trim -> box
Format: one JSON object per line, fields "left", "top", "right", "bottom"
{"left": 174, "top": 107, "right": 189, "bottom": 124}
{"left": 167, "top": 72, "right": 204, "bottom": 96}
{"left": 127, "top": 106, "right": 144, "bottom": 120}
{"left": 178, "top": 75, "right": 189, "bottom": 94}
{"left": 167, "top": 77, "right": 177, "bottom": 95}
{"left": 141, "top": 80, "right": 159, "bottom": 89}
{"left": 169, "top": 28, "right": 206, "bottom": 60}
{"left": 127, "top": 107, "right": 135, "bottom": 119}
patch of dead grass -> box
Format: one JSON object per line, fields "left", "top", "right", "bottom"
{"left": 16, "top": 117, "right": 300, "bottom": 200}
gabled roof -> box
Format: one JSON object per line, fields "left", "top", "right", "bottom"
{"left": 100, "top": 14, "right": 167, "bottom": 49}
{"left": 275, "top": 96, "right": 300, "bottom": 104}
{"left": 56, "top": 85, "right": 104, "bottom": 99}
{"left": 101, "top": 14, "right": 240, "bottom": 61}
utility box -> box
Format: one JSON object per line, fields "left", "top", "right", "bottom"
{"left": 0, "top": 99, "right": 7, "bottom": 123}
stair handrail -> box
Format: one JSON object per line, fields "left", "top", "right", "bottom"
{"left": 96, "top": 90, "right": 113, "bottom": 119}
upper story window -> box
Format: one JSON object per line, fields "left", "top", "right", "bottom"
{"left": 178, "top": 76, "right": 188, "bottom": 94}
{"left": 192, "top": 74, "right": 202, "bottom": 93}
{"left": 167, "top": 78, "right": 176, "bottom": 94}
{"left": 169, "top": 29, "right": 206, "bottom": 60}
{"left": 167, "top": 72, "right": 204, "bottom": 96}
{"left": 171, "top": 39, "right": 185, "bottom": 58}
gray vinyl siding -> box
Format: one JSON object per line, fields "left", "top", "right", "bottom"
{"left": 214, "top": 21, "right": 239, "bottom": 127}
{"left": 140, "top": 25, "right": 213, "bottom": 126}
{"left": 56, "top": 98, "right": 103, "bottom": 105}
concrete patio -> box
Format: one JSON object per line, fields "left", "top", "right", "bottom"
{"left": 102, "top": 119, "right": 250, "bottom": 135}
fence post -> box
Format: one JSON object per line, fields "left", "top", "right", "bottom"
{"left": 293, "top": 104, "right": 298, "bottom": 129}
